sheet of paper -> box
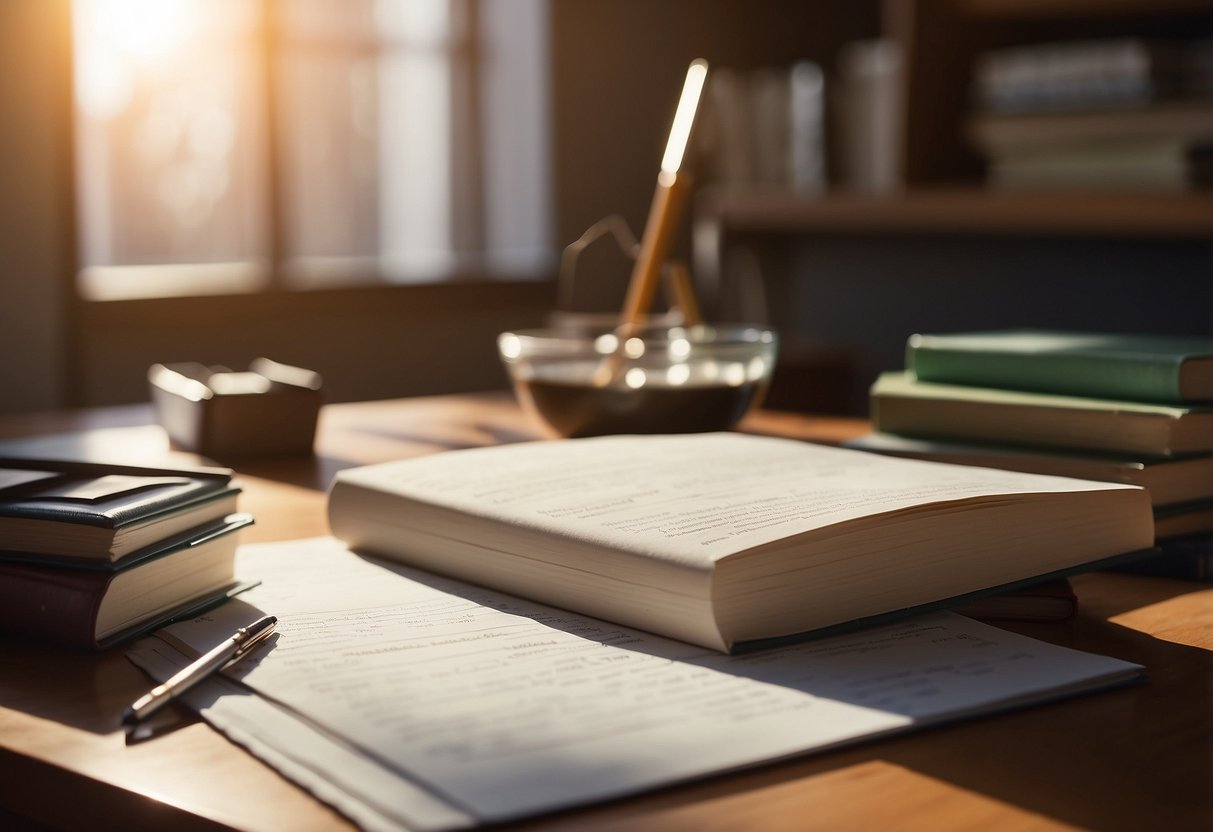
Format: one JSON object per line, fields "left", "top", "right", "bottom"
{"left": 127, "top": 640, "right": 473, "bottom": 832}
{"left": 142, "top": 537, "right": 1143, "bottom": 825}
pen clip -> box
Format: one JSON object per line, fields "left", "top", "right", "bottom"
{"left": 231, "top": 615, "right": 277, "bottom": 660}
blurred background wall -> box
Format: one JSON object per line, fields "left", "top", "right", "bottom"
{"left": 1, "top": 0, "right": 1209, "bottom": 417}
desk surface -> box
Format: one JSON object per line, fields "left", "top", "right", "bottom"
{"left": 0, "top": 394, "right": 1209, "bottom": 831}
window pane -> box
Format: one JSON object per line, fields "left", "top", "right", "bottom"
{"left": 375, "top": 42, "right": 456, "bottom": 277}
{"left": 276, "top": 48, "right": 383, "bottom": 264}
{"left": 280, "top": 0, "right": 551, "bottom": 286}
{"left": 279, "top": 0, "right": 457, "bottom": 283}
{"left": 73, "top": 0, "right": 552, "bottom": 298}
{"left": 374, "top": 0, "right": 450, "bottom": 43}
{"left": 480, "top": 0, "right": 552, "bottom": 275}
{"left": 72, "top": 0, "right": 268, "bottom": 298}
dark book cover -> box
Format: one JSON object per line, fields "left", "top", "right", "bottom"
{"left": 0, "top": 458, "right": 234, "bottom": 528}
{"left": 0, "top": 513, "right": 254, "bottom": 650}
{"left": 0, "top": 459, "right": 240, "bottom": 561}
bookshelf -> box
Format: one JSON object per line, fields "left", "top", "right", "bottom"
{"left": 696, "top": 0, "right": 1213, "bottom": 236}
{"left": 893, "top": 0, "right": 1213, "bottom": 185}
{"left": 955, "top": 0, "right": 1213, "bottom": 22}
{"left": 701, "top": 188, "right": 1213, "bottom": 239}
{"left": 693, "top": 0, "right": 1213, "bottom": 416}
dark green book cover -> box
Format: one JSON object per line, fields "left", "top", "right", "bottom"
{"left": 906, "top": 330, "right": 1213, "bottom": 404}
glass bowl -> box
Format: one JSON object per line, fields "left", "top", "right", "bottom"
{"left": 498, "top": 323, "right": 778, "bottom": 438}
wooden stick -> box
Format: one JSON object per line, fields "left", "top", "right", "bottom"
{"left": 593, "top": 60, "right": 708, "bottom": 387}
{"left": 617, "top": 173, "right": 690, "bottom": 331}
{"left": 664, "top": 260, "right": 703, "bottom": 326}
{"left": 617, "top": 59, "right": 709, "bottom": 334}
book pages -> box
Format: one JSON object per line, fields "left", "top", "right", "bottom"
{"left": 333, "top": 433, "right": 1136, "bottom": 565}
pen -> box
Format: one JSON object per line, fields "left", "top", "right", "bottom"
{"left": 121, "top": 614, "right": 277, "bottom": 726}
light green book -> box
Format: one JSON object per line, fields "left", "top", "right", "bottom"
{"left": 871, "top": 371, "right": 1213, "bottom": 457}
{"left": 906, "top": 330, "right": 1213, "bottom": 404}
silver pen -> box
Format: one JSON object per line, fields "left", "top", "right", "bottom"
{"left": 122, "top": 614, "right": 278, "bottom": 726}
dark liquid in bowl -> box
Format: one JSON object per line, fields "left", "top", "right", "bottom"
{"left": 517, "top": 375, "right": 766, "bottom": 437}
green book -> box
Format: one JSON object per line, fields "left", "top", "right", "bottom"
{"left": 870, "top": 371, "right": 1213, "bottom": 457}
{"left": 906, "top": 330, "right": 1213, "bottom": 404}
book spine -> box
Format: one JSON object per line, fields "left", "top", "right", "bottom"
{"left": 908, "top": 347, "right": 1184, "bottom": 403}
{"left": 0, "top": 566, "right": 105, "bottom": 648}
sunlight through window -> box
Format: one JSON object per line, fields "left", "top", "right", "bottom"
{"left": 72, "top": 0, "right": 551, "bottom": 300}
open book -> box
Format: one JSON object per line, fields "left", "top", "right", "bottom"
{"left": 327, "top": 433, "right": 1154, "bottom": 652}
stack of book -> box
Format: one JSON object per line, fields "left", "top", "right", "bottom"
{"left": 967, "top": 38, "right": 1213, "bottom": 191}
{"left": 0, "top": 460, "right": 253, "bottom": 649}
{"left": 858, "top": 330, "right": 1213, "bottom": 581}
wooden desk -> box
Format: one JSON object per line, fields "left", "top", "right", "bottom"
{"left": 0, "top": 394, "right": 1210, "bottom": 831}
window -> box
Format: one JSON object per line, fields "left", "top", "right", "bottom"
{"left": 72, "top": 0, "right": 552, "bottom": 300}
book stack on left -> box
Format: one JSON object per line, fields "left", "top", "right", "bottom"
{"left": 0, "top": 460, "right": 252, "bottom": 649}
{"left": 855, "top": 330, "right": 1213, "bottom": 582}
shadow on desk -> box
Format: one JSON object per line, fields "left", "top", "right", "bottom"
{"left": 238, "top": 410, "right": 541, "bottom": 492}
{"left": 239, "top": 422, "right": 537, "bottom": 490}
{"left": 0, "top": 639, "right": 146, "bottom": 734}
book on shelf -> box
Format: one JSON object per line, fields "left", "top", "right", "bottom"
{"left": 905, "top": 330, "right": 1213, "bottom": 404}
{"left": 967, "top": 102, "right": 1213, "bottom": 156}
{"left": 984, "top": 138, "right": 1213, "bottom": 193}
{"left": 0, "top": 512, "right": 253, "bottom": 649}
{"left": 967, "top": 36, "right": 1213, "bottom": 193}
{"left": 703, "top": 62, "right": 827, "bottom": 194}
{"left": 0, "top": 458, "right": 241, "bottom": 565}
{"left": 326, "top": 432, "right": 1154, "bottom": 653}
{"left": 972, "top": 39, "right": 1213, "bottom": 116}
{"left": 843, "top": 432, "right": 1213, "bottom": 509}
{"left": 870, "top": 371, "right": 1213, "bottom": 458}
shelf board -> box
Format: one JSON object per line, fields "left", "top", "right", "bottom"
{"left": 956, "top": 0, "right": 1213, "bottom": 21}
{"left": 699, "top": 188, "right": 1213, "bottom": 239}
